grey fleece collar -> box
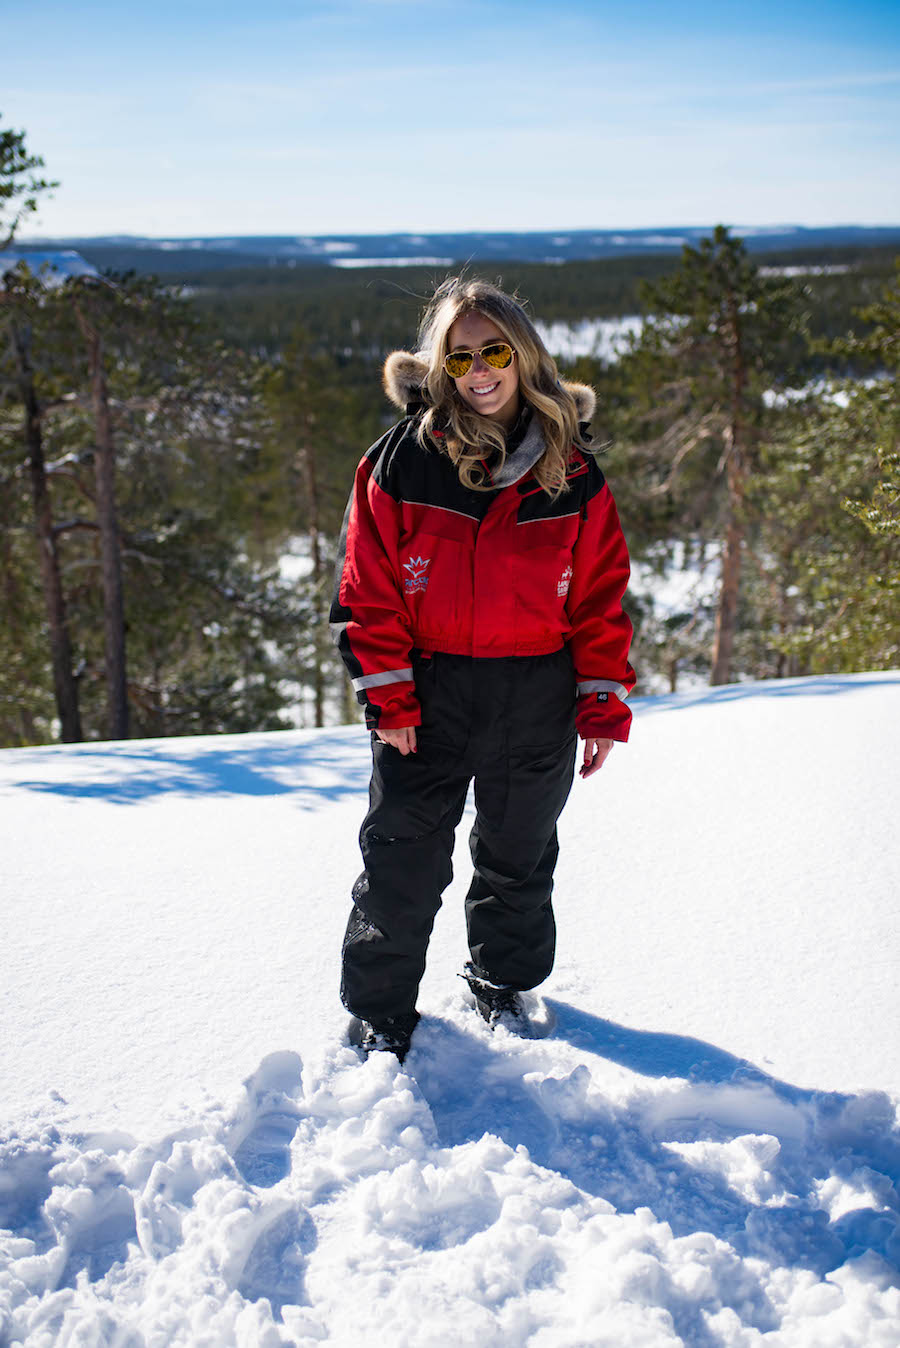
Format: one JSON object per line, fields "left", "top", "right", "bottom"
{"left": 490, "top": 415, "right": 546, "bottom": 489}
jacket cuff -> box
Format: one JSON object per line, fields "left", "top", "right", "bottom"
{"left": 366, "top": 703, "right": 422, "bottom": 731}
{"left": 361, "top": 678, "right": 422, "bottom": 730}
{"left": 576, "top": 691, "right": 632, "bottom": 742}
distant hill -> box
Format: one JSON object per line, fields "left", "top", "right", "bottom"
{"left": 16, "top": 225, "right": 900, "bottom": 276}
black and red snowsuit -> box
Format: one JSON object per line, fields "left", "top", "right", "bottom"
{"left": 330, "top": 353, "right": 635, "bottom": 1024}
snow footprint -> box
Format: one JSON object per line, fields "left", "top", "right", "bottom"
{"left": 236, "top": 1205, "right": 317, "bottom": 1315}
{"left": 229, "top": 1050, "right": 304, "bottom": 1189}
{"left": 0, "top": 1134, "right": 61, "bottom": 1235}
{"left": 43, "top": 1150, "right": 138, "bottom": 1288}
{"left": 135, "top": 1134, "right": 238, "bottom": 1259}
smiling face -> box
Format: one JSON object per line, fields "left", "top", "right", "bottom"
{"left": 446, "top": 310, "right": 521, "bottom": 429}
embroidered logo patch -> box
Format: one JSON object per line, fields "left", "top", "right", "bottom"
{"left": 557, "top": 565, "right": 573, "bottom": 598}
{"left": 403, "top": 555, "right": 431, "bottom": 594}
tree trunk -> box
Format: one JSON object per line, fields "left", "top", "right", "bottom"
{"left": 342, "top": 671, "right": 356, "bottom": 725}
{"left": 710, "top": 295, "right": 749, "bottom": 687}
{"left": 75, "top": 304, "right": 129, "bottom": 739}
{"left": 710, "top": 494, "right": 744, "bottom": 685}
{"left": 11, "top": 320, "right": 83, "bottom": 741}
{"left": 298, "top": 432, "right": 326, "bottom": 727}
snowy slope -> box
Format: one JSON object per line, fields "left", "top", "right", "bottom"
{"left": 1, "top": 673, "right": 899, "bottom": 1346}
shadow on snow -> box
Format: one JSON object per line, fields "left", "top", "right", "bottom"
{"left": 632, "top": 672, "right": 899, "bottom": 717}
{"left": 409, "top": 1001, "right": 900, "bottom": 1288}
{"left": 3, "top": 730, "right": 371, "bottom": 807}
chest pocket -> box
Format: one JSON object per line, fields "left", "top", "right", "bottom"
{"left": 511, "top": 512, "right": 581, "bottom": 631}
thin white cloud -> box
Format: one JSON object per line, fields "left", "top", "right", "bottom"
{"left": 748, "top": 69, "right": 900, "bottom": 94}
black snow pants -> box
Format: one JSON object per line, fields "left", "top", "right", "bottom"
{"left": 341, "top": 649, "right": 577, "bottom": 1023}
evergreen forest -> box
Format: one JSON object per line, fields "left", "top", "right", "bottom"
{"left": 2, "top": 120, "right": 898, "bottom": 747}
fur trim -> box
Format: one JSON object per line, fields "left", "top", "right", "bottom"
{"left": 383, "top": 350, "right": 429, "bottom": 410}
{"left": 382, "top": 349, "right": 597, "bottom": 424}
{"left": 566, "top": 381, "right": 596, "bottom": 424}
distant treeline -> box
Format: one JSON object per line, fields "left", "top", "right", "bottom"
{"left": 33, "top": 222, "right": 900, "bottom": 273}
{"left": 157, "top": 245, "right": 900, "bottom": 369}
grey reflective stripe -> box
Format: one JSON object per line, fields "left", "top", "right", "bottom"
{"left": 576, "top": 679, "right": 630, "bottom": 700}
{"left": 351, "top": 667, "right": 415, "bottom": 692}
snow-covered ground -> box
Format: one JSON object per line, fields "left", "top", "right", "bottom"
{"left": 2, "top": 673, "right": 899, "bottom": 1346}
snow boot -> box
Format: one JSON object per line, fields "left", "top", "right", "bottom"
{"left": 461, "top": 962, "right": 532, "bottom": 1036}
{"left": 348, "top": 1010, "right": 420, "bottom": 1063}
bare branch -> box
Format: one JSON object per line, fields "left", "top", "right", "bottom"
{"left": 51, "top": 518, "right": 99, "bottom": 538}
{"left": 644, "top": 411, "right": 726, "bottom": 495}
{"left": 43, "top": 467, "right": 96, "bottom": 502}
{"left": 121, "top": 547, "right": 164, "bottom": 570}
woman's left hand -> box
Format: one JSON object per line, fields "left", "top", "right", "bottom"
{"left": 580, "top": 737, "right": 614, "bottom": 779}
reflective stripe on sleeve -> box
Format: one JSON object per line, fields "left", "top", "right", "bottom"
{"left": 351, "top": 667, "right": 415, "bottom": 692}
{"left": 576, "top": 678, "right": 630, "bottom": 700}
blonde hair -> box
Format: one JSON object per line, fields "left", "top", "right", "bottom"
{"left": 416, "top": 277, "right": 588, "bottom": 497}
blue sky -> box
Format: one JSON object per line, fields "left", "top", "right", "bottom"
{"left": 7, "top": 0, "right": 900, "bottom": 237}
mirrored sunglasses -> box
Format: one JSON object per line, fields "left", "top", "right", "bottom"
{"left": 443, "top": 342, "right": 515, "bottom": 379}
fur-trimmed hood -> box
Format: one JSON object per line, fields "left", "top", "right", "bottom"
{"left": 383, "top": 350, "right": 596, "bottom": 425}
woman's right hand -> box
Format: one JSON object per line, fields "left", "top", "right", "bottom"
{"left": 375, "top": 726, "right": 418, "bottom": 755}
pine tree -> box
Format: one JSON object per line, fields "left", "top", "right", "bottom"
{"left": 613, "top": 226, "right": 804, "bottom": 684}
{"left": 838, "top": 263, "right": 900, "bottom": 544}
{"left": 67, "top": 277, "right": 130, "bottom": 738}
{"left": 1, "top": 265, "right": 316, "bottom": 744}
{"left": 0, "top": 115, "right": 57, "bottom": 246}
{"left": 0, "top": 118, "right": 81, "bottom": 738}
{"left": 743, "top": 264, "right": 900, "bottom": 675}
{"left": 263, "top": 333, "right": 384, "bottom": 726}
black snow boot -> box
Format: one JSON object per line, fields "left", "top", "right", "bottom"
{"left": 348, "top": 1010, "right": 420, "bottom": 1064}
{"left": 461, "top": 962, "right": 531, "bottom": 1035}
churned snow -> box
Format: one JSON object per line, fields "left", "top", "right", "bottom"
{"left": 1, "top": 672, "right": 899, "bottom": 1345}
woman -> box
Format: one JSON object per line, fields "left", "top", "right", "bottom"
{"left": 330, "top": 277, "right": 635, "bottom": 1062}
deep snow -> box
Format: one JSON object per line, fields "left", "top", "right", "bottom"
{"left": 1, "top": 673, "right": 899, "bottom": 1346}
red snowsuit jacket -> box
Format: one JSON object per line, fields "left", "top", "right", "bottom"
{"left": 330, "top": 355, "right": 636, "bottom": 742}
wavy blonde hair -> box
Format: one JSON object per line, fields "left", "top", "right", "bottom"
{"left": 416, "top": 277, "right": 588, "bottom": 497}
